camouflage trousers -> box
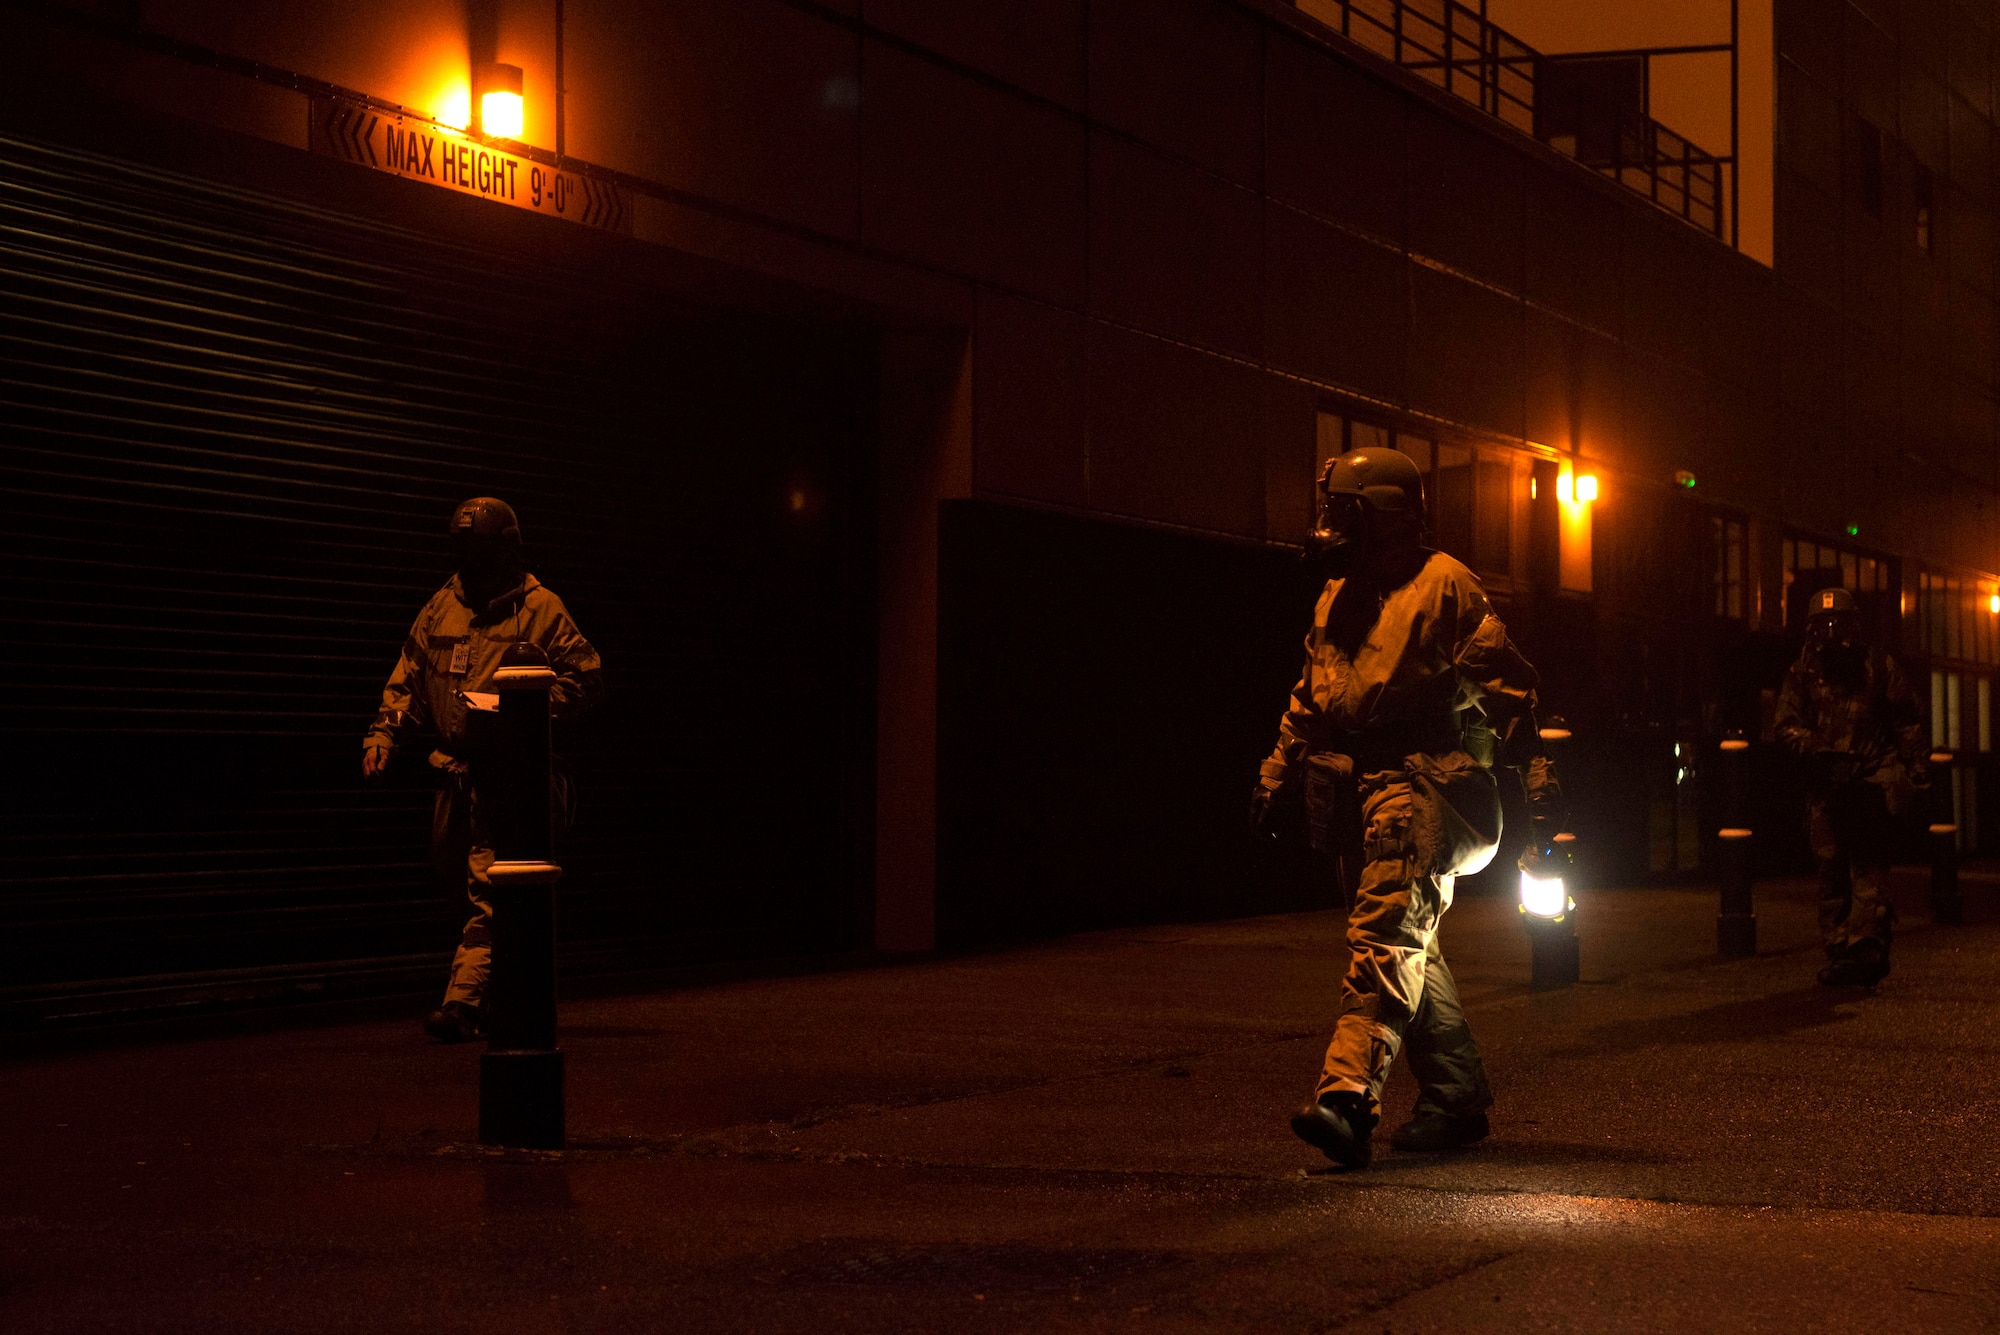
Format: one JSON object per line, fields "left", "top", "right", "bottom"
{"left": 1810, "top": 785, "right": 1896, "bottom": 959}
{"left": 433, "top": 779, "right": 495, "bottom": 1009}
{"left": 1316, "top": 777, "right": 1493, "bottom": 1120}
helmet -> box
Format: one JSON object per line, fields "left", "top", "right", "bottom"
{"left": 451, "top": 497, "right": 521, "bottom": 545}
{"left": 1319, "top": 447, "right": 1425, "bottom": 515}
{"left": 1805, "top": 583, "right": 1865, "bottom": 657}
{"left": 1305, "top": 448, "right": 1426, "bottom": 577}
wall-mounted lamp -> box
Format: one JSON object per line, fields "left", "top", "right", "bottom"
{"left": 479, "top": 63, "right": 524, "bottom": 139}
{"left": 1988, "top": 593, "right": 1998, "bottom": 615}
{"left": 1553, "top": 472, "right": 1598, "bottom": 505}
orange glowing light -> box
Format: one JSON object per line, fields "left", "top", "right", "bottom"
{"left": 482, "top": 91, "right": 523, "bottom": 139}
{"left": 1574, "top": 474, "right": 1599, "bottom": 503}
{"left": 478, "top": 64, "right": 524, "bottom": 139}
{"left": 432, "top": 85, "right": 471, "bottom": 132}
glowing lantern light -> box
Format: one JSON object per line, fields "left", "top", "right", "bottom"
{"left": 480, "top": 64, "right": 524, "bottom": 139}
{"left": 1519, "top": 869, "right": 1569, "bottom": 919}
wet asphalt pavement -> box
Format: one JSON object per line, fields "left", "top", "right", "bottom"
{"left": 4, "top": 866, "right": 1999, "bottom": 1333}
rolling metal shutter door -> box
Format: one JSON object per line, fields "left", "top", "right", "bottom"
{"left": 0, "top": 131, "right": 873, "bottom": 1025}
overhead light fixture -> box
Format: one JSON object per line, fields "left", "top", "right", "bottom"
{"left": 480, "top": 63, "right": 524, "bottom": 139}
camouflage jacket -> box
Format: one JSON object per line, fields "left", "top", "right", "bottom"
{"left": 1259, "top": 550, "right": 1556, "bottom": 803}
{"left": 1774, "top": 649, "right": 1925, "bottom": 778}
{"left": 365, "top": 573, "right": 604, "bottom": 758}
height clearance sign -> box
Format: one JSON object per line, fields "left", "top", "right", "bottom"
{"left": 309, "top": 97, "right": 630, "bottom": 234}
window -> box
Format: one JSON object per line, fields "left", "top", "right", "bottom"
{"left": 1431, "top": 442, "right": 1474, "bottom": 561}
{"left": 1916, "top": 571, "right": 2000, "bottom": 665}
{"left": 1350, "top": 420, "right": 1392, "bottom": 453}
{"left": 1932, "top": 671, "right": 1965, "bottom": 750}
{"left": 1475, "top": 454, "right": 1514, "bottom": 573}
{"left": 1711, "top": 515, "right": 1748, "bottom": 620}
{"left": 1783, "top": 536, "right": 1890, "bottom": 627}
{"left": 1315, "top": 410, "right": 1344, "bottom": 467}
{"left": 1313, "top": 412, "right": 1398, "bottom": 468}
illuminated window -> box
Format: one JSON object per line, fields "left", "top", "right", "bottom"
{"left": 1711, "top": 516, "right": 1747, "bottom": 620}
{"left": 1783, "top": 534, "right": 1890, "bottom": 630}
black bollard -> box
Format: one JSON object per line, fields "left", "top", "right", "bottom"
{"left": 1716, "top": 829, "right": 1756, "bottom": 955}
{"left": 1929, "top": 749, "right": 1963, "bottom": 927}
{"left": 1716, "top": 734, "right": 1756, "bottom": 957}
{"left": 478, "top": 643, "right": 565, "bottom": 1150}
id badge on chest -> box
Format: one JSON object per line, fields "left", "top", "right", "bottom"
{"left": 449, "top": 641, "right": 470, "bottom": 676}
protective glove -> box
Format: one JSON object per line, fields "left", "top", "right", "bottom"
{"left": 429, "top": 749, "right": 469, "bottom": 779}
{"left": 1814, "top": 749, "right": 1860, "bottom": 786}
{"left": 1518, "top": 811, "right": 1574, "bottom": 876}
{"left": 1249, "top": 783, "right": 1278, "bottom": 839}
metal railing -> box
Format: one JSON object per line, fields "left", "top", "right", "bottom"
{"left": 1294, "top": 0, "right": 1727, "bottom": 239}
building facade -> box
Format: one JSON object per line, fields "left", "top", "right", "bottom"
{"left": 3, "top": 0, "right": 1996, "bottom": 1027}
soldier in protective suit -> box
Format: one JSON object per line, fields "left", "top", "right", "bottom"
{"left": 1251, "top": 448, "right": 1564, "bottom": 1168}
{"left": 1775, "top": 586, "right": 1926, "bottom": 988}
{"left": 363, "top": 498, "right": 604, "bottom": 1042}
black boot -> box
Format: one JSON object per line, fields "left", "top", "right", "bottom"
{"left": 1851, "top": 937, "right": 1889, "bottom": 985}
{"left": 1390, "top": 1110, "right": 1490, "bottom": 1152}
{"left": 423, "top": 1000, "right": 482, "bottom": 1043}
{"left": 1818, "top": 939, "right": 1887, "bottom": 988}
{"left": 1290, "top": 1093, "right": 1376, "bottom": 1168}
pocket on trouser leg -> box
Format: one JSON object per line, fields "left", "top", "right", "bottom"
{"left": 1302, "top": 753, "right": 1358, "bottom": 855}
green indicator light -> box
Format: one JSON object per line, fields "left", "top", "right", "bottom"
{"left": 1673, "top": 469, "right": 1697, "bottom": 489}
{"left": 1845, "top": 524, "right": 1860, "bottom": 537}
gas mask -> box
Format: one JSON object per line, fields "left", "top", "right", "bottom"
{"left": 449, "top": 497, "right": 524, "bottom": 607}
{"left": 1806, "top": 611, "right": 1865, "bottom": 680}
{"left": 1304, "top": 491, "right": 1372, "bottom": 579}
{"left": 1304, "top": 449, "right": 1428, "bottom": 582}
{"left": 455, "top": 535, "right": 521, "bottom": 606}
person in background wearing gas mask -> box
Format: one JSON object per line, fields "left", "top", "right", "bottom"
{"left": 1775, "top": 586, "right": 1926, "bottom": 988}
{"left": 363, "top": 498, "right": 604, "bottom": 1042}
{"left": 1250, "top": 448, "right": 1566, "bottom": 1168}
